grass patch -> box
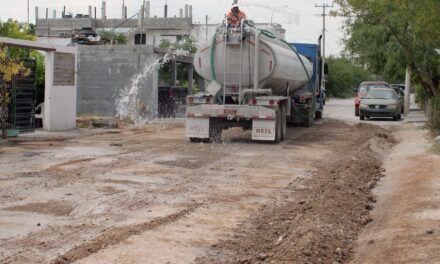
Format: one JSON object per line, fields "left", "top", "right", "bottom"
{"left": 429, "top": 143, "right": 440, "bottom": 155}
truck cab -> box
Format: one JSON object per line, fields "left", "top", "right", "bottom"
{"left": 288, "top": 41, "right": 327, "bottom": 126}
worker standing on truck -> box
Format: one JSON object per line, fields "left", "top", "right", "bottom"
{"left": 226, "top": 4, "right": 247, "bottom": 28}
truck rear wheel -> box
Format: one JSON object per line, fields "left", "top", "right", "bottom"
{"left": 274, "top": 110, "right": 282, "bottom": 143}
{"left": 301, "top": 113, "right": 313, "bottom": 127}
{"left": 281, "top": 104, "right": 287, "bottom": 140}
{"left": 315, "top": 110, "right": 323, "bottom": 119}
{"left": 209, "top": 125, "right": 222, "bottom": 143}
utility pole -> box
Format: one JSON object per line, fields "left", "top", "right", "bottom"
{"left": 206, "top": 14, "right": 208, "bottom": 42}
{"left": 404, "top": 66, "right": 411, "bottom": 115}
{"left": 315, "top": 2, "right": 333, "bottom": 91}
{"left": 27, "top": 0, "right": 30, "bottom": 24}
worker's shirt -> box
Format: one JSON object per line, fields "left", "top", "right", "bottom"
{"left": 226, "top": 10, "right": 247, "bottom": 27}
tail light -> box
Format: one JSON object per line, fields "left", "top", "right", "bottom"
{"left": 269, "top": 100, "right": 275, "bottom": 106}
{"left": 169, "top": 89, "right": 174, "bottom": 97}
{"left": 251, "top": 99, "right": 257, "bottom": 105}
{"left": 299, "top": 96, "right": 306, "bottom": 103}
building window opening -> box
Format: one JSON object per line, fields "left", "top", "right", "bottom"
{"left": 135, "top": 34, "right": 146, "bottom": 45}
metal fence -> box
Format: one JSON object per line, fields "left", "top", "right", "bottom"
{"left": 0, "top": 59, "right": 37, "bottom": 133}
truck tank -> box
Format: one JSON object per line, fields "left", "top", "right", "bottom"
{"left": 194, "top": 25, "right": 313, "bottom": 96}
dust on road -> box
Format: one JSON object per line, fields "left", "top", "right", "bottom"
{"left": 0, "top": 115, "right": 395, "bottom": 263}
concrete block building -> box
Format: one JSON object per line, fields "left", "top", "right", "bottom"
{"left": 34, "top": 2, "right": 286, "bottom": 119}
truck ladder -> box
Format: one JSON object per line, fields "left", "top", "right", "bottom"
{"left": 223, "top": 23, "right": 244, "bottom": 104}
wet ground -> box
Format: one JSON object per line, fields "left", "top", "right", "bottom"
{"left": 0, "top": 97, "right": 438, "bottom": 264}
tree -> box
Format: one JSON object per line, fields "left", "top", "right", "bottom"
{"left": 326, "top": 56, "right": 374, "bottom": 98}
{"left": 334, "top": 0, "right": 440, "bottom": 96}
{"left": 0, "top": 19, "right": 45, "bottom": 98}
{"left": 98, "top": 30, "right": 128, "bottom": 45}
{"left": 159, "top": 37, "right": 197, "bottom": 53}
{"left": 0, "top": 19, "right": 45, "bottom": 135}
{"left": 158, "top": 37, "right": 199, "bottom": 89}
{"left": 0, "top": 47, "right": 30, "bottom": 139}
{"left": 334, "top": 0, "right": 440, "bottom": 130}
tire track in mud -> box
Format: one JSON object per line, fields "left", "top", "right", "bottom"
{"left": 52, "top": 203, "right": 202, "bottom": 264}
{"left": 197, "top": 124, "right": 397, "bottom": 264}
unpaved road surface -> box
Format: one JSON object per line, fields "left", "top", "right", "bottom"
{"left": 0, "top": 98, "right": 437, "bottom": 264}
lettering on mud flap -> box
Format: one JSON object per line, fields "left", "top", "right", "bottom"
{"left": 252, "top": 119, "right": 276, "bottom": 141}
{"left": 255, "top": 128, "right": 272, "bottom": 134}
{"left": 189, "top": 125, "right": 207, "bottom": 133}
{"left": 186, "top": 118, "right": 209, "bottom": 138}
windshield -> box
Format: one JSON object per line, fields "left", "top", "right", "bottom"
{"left": 359, "top": 84, "right": 389, "bottom": 96}
{"left": 365, "top": 89, "right": 396, "bottom": 99}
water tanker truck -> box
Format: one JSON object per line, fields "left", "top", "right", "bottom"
{"left": 186, "top": 21, "right": 327, "bottom": 142}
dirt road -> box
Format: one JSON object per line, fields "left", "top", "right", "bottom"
{"left": 0, "top": 98, "right": 436, "bottom": 264}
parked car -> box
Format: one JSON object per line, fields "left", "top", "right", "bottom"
{"left": 72, "top": 27, "right": 101, "bottom": 45}
{"left": 359, "top": 88, "right": 402, "bottom": 121}
{"left": 390, "top": 84, "right": 405, "bottom": 113}
{"left": 355, "top": 81, "right": 390, "bottom": 116}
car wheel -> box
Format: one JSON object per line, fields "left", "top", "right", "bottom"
{"left": 366, "top": 116, "right": 370, "bottom": 119}
{"left": 360, "top": 116, "right": 365, "bottom": 121}
{"left": 393, "top": 115, "right": 398, "bottom": 121}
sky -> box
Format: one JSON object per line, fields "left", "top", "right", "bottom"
{"left": 0, "top": 0, "right": 345, "bottom": 55}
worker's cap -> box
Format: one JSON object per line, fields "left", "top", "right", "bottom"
{"left": 232, "top": 4, "right": 239, "bottom": 8}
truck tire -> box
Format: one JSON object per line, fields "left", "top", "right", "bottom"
{"left": 190, "top": 137, "right": 202, "bottom": 143}
{"left": 209, "top": 125, "right": 222, "bottom": 143}
{"left": 301, "top": 113, "right": 313, "bottom": 127}
{"left": 281, "top": 104, "right": 287, "bottom": 140}
{"left": 274, "top": 110, "right": 282, "bottom": 143}
{"left": 315, "top": 110, "right": 323, "bottom": 119}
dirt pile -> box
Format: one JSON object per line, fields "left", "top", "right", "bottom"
{"left": 197, "top": 124, "right": 395, "bottom": 264}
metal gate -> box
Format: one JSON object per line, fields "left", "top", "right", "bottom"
{"left": 0, "top": 59, "right": 37, "bottom": 133}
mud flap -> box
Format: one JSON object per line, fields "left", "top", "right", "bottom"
{"left": 252, "top": 119, "right": 276, "bottom": 141}
{"left": 186, "top": 117, "right": 210, "bottom": 139}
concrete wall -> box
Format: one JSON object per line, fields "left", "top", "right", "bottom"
{"left": 36, "top": 17, "right": 192, "bottom": 37}
{"left": 77, "top": 45, "right": 161, "bottom": 118}
{"left": 128, "top": 28, "right": 192, "bottom": 47}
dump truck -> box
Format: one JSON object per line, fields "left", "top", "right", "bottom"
{"left": 186, "top": 21, "right": 326, "bottom": 142}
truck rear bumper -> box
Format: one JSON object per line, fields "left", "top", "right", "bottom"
{"left": 185, "top": 104, "right": 278, "bottom": 141}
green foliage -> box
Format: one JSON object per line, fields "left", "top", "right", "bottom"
{"left": 0, "top": 19, "right": 36, "bottom": 58}
{"left": 159, "top": 37, "right": 198, "bottom": 53}
{"left": 0, "top": 46, "right": 31, "bottom": 138}
{"left": 159, "top": 39, "right": 173, "bottom": 49}
{"left": 0, "top": 19, "right": 45, "bottom": 105}
{"left": 98, "top": 31, "right": 128, "bottom": 45}
{"left": 430, "top": 96, "right": 440, "bottom": 132}
{"left": 175, "top": 37, "right": 198, "bottom": 54}
{"left": 0, "top": 19, "right": 34, "bottom": 41}
{"left": 334, "top": 0, "right": 440, "bottom": 128}
{"left": 113, "top": 33, "right": 128, "bottom": 45}
{"left": 326, "top": 56, "right": 373, "bottom": 98}
{"left": 29, "top": 51, "right": 45, "bottom": 86}
{"left": 415, "top": 84, "right": 428, "bottom": 106}
{"left": 158, "top": 37, "right": 198, "bottom": 86}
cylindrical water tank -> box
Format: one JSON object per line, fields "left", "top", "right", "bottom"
{"left": 194, "top": 29, "right": 313, "bottom": 96}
